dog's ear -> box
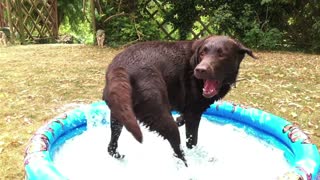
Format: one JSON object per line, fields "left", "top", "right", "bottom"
{"left": 232, "top": 39, "right": 258, "bottom": 59}
{"left": 191, "top": 39, "right": 205, "bottom": 53}
{"left": 190, "top": 38, "right": 206, "bottom": 68}
{"left": 239, "top": 46, "right": 258, "bottom": 59}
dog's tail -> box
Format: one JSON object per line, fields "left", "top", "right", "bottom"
{"left": 103, "top": 67, "right": 143, "bottom": 143}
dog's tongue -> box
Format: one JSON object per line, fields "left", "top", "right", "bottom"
{"left": 202, "top": 80, "right": 220, "bottom": 98}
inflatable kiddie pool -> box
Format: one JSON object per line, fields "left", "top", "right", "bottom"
{"left": 24, "top": 101, "right": 320, "bottom": 180}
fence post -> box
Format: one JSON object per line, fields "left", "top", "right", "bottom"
{"left": 52, "top": 0, "right": 58, "bottom": 38}
{"left": 89, "top": 0, "right": 96, "bottom": 44}
{"left": 5, "top": 0, "right": 15, "bottom": 43}
{"left": 15, "top": 0, "right": 25, "bottom": 44}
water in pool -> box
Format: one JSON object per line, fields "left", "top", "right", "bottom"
{"left": 53, "top": 107, "right": 291, "bottom": 180}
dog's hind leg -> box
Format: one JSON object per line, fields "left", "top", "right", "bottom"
{"left": 156, "top": 114, "right": 188, "bottom": 167}
{"left": 108, "top": 117, "right": 125, "bottom": 159}
{"left": 139, "top": 109, "right": 188, "bottom": 166}
{"left": 134, "top": 88, "right": 188, "bottom": 166}
{"left": 104, "top": 67, "right": 142, "bottom": 160}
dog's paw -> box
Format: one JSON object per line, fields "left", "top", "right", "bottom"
{"left": 173, "top": 153, "right": 188, "bottom": 167}
{"left": 112, "top": 152, "right": 125, "bottom": 159}
{"left": 175, "top": 116, "right": 185, "bottom": 127}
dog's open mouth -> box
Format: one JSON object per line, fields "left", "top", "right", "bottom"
{"left": 202, "top": 79, "right": 221, "bottom": 98}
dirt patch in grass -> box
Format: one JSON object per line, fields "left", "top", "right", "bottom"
{"left": 0, "top": 45, "right": 319, "bottom": 179}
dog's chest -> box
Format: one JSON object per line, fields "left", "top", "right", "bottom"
{"left": 167, "top": 75, "right": 203, "bottom": 112}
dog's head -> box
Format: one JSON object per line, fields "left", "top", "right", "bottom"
{"left": 191, "top": 36, "right": 257, "bottom": 98}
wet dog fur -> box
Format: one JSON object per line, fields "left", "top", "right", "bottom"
{"left": 102, "top": 35, "right": 257, "bottom": 166}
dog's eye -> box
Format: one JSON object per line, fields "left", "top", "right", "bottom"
{"left": 217, "top": 48, "right": 224, "bottom": 57}
{"left": 203, "top": 47, "right": 208, "bottom": 53}
{"left": 200, "top": 51, "right": 205, "bottom": 57}
{"left": 200, "top": 47, "right": 208, "bottom": 57}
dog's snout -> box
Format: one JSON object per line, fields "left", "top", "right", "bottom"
{"left": 195, "top": 67, "right": 207, "bottom": 73}
{"left": 195, "top": 63, "right": 211, "bottom": 75}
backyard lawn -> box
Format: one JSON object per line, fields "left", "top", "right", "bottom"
{"left": 0, "top": 44, "right": 319, "bottom": 179}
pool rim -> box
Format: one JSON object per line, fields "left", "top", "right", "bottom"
{"left": 24, "top": 101, "right": 320, "bottom": 180}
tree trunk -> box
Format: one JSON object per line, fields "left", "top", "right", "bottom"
{"left": 89, "top": 0, "right": 96, "bottom": 44}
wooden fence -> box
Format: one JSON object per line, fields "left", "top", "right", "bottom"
{"left": 143, "top": 0, "right": 213, "bottom": 40}
{"left": 0, "top": 1, "right": 6, "bottom": 27}
{"left": 1, "top": 0, "right": 58, "bottom": 43}
{"left": 1, "top": 0, "right": 213, "bottom": 44}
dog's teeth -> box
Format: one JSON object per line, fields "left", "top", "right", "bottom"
{"left": 203, "top": 88, "right": 215, "bottom": 95}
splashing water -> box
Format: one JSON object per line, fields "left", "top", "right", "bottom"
{"left": 53, "top": 106, "right": 291, "bottom": 180}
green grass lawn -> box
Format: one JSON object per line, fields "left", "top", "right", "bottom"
{"left": 0, "top": 44, "right": 319, "bottom": 179}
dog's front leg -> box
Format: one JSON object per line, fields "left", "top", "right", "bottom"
{"left": 175, "top": 115, "right": 185, "bottom": 127}
{"left": 184, "top": 113, "right": 202, "bottom": 149}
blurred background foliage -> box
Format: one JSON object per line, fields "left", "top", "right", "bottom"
{"left": 57, "top": 0, "right": 320, "bottom": 52}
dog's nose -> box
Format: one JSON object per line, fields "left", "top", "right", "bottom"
{"left": 195, "top": 64, "right": 210, "bottom": 75}
{"left": 195, "top": 67, "right": 207, "bottom": 74}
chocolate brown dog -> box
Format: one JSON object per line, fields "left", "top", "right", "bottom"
{"left": 102, "top": 35, "right": 257, "bottom": 166}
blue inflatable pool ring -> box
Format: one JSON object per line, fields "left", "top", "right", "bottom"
{"left": 24, "top": 101, "right": 320, "bottom": 180}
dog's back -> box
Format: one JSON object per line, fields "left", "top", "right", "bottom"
{"left": 110, "top": 41, "right": 192, "bottom": 71}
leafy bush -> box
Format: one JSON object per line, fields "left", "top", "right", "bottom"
{"left": 243, "top": 26, "right": 283, "bottom": 50}
{"left": 104, "top": 15, "right": 161, "bottom": 47}
{"left": 209, "top": 3, "right": 236, "bottom": 35}
{"left": 59, "top": 17, "right": 93, "bottom": 44}
{"left": 55, "top": 0, "right": 319, "bottom": 52}
{"left": 311, "top": 18, "right": 320, "bottom": 52}
{"left": 93, "top": 1, "right": 162, "bottom": 47}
